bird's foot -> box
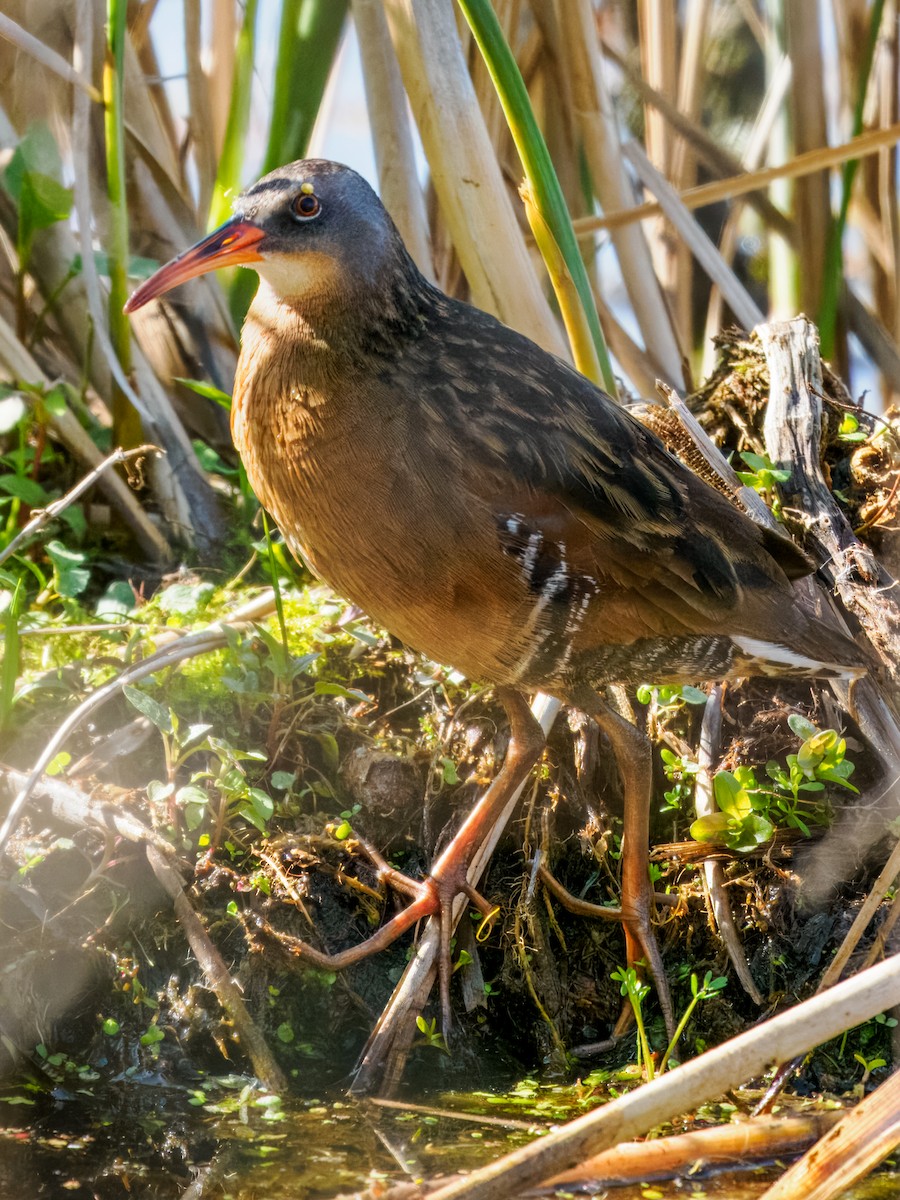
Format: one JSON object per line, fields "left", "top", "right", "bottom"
{"left": 242, "top": 688, "right": 546, "bottom": 1047}
{"left": 353, "top": 831, "right": 502, "bottom": 1022}
{"left": 243, "top": 827, "right": 497, "bottom": 1032}
{"left": 538, "top": 864, "right": 676, "bottom": 1041}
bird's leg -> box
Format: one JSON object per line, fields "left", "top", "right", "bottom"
{"left": 252, "top": 688, "right": 545, "bottom": 1031}
{"left": 562, "top": 685, "right": 675, "bottom": 1041}
{"left": 427, "top": 687, "right": 547, "bottom": 1027}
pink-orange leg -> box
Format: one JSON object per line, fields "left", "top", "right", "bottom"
{"left": 557, "top": 685, "right": 675, "bottom": 1041}
{"left": 269, "top": 687, "right": 545, "bottom": 1029}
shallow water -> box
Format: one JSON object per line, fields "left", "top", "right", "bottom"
{"left": 0, "top": 1083, "right": 896, "bottom": 1200}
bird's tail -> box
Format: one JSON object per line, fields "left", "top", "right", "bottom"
{"left": 730, "top": 615, "right": 865, "bottom": 681}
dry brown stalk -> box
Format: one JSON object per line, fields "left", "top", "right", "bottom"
{"left": 575, "top": 124, "right": 900, "bottom": 234}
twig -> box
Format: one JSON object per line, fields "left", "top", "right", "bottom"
{"left": 371, "top": 1111, "right": 844, "bottom": 1199}
{"left": 0, "top": 444, "right": 160, "bottom": 567}
{"left": 367, "top": 1096, "right": 539, "bottom": 1132}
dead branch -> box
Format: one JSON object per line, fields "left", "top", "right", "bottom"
{"left": 0, "top": 444, "right": 161, "bottom": 567}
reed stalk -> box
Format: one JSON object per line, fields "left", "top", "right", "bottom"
{"left": 104, "top": 0, "right": 140, "bottom": 445}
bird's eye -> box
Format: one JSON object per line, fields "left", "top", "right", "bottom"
{"left": 292, "top": 192, "right": 321, "bottom": 220}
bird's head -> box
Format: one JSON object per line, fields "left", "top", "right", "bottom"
{"left": 125, "top": 160, "right": 401, "bottom": 314}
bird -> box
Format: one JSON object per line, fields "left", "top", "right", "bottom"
{"left": 126, "top": 159, "right": 865, "bottom": 1038}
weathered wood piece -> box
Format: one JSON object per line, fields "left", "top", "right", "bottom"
{"left": 761, "top": 319, "right": 900, "bottom": 691}
{"left": 760, "top": 318, "right": 900, "bottom": 903}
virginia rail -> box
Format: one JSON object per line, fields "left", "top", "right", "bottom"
{"left": 127, "top": 159, "right": 864, "bottom": 1035}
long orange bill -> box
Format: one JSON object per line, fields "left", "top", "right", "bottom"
{"left": 124, "top": 217, "right": 265, "bottom": 313}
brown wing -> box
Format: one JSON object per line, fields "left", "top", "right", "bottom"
{"left": 405, "top": 293, "right": 804, "bottom": 640}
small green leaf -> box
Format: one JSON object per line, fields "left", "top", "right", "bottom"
{"left": 690, "top": 812, "right": 732, "bottom": 843}
{"left": 838, "top": 413, "right": 868, "bottom": 442}
{"left": 315, "top": 680, "right": 372, "bottom": 704}
{"left": 739, "top": 451, "right": 768, "bottom": 472}
{"left": 176, "top": 784, "right": 208, "bottom": 806}
{"left": 174, "top": 377, "right": 233, "bottom": 409}
{"left": 123, "top": 686, "right": 173, "bottom": 734}
{"left": 441, "top": 757, "right": 460, "bottom": 785}
{"left": 60, "top": 505, "right": 87, "bottom": 538}
{"left": 713, "top": 770, "right": 751, "bottom": 818}
{"left": 102, "top": 1018, "right": 120, "bottom": 1036}
{"left": 0, "top": 475, "right": 51, "bottom": 505}
{"left": 314, "top": 732, "right": 339, "bottom": 771}
{"left": 42, "top": 386, "right": 69, "bottom": 418}
{"left": 808, "top": 729, "right": 839, "bottom": 755}
{"left": 154, "top": 581, "right": 216, "bottom": 615}
{"left": 729, "top": 813, "right": 775, "bottom": 851}
{"left": 147, "top": 779, "right": 174, "bottom": 803}
{"left": 95, "top": 580, "right": 136, "bottom": 619}
{"left": 247, "top": 788, "right": 274, "bottom": 824}
{"left": 46, "top": 751, "right": 71, "bottom": 777}
{"left": 46, "top": 539, "right": 90, "bottom": 597}
{"left": 3, "top": 125, "right": 64, "bottom": 199}
{"left": 787, "top": 713, "right": 818, "bottom": 740}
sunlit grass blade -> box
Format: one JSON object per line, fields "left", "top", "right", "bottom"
{"left": 456, "top": 0, "right": 616, "bottom": 395}
{"left": 0, "top": 575, "right": 24, "bottom": 732}
{"left": 520, "top": 183, "right": 602, "bottom": 383}
{"left": 262, "top": 0, "right": 348, "bottom": 174}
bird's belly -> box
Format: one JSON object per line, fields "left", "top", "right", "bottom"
{"left": 251, "top": 459, "right": 520, "bottom": 682}
{"left": 302, "top": 534, "right": 520, "bottom": 683}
